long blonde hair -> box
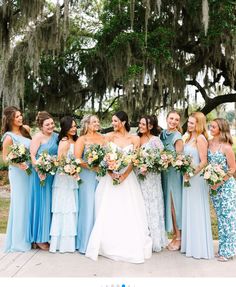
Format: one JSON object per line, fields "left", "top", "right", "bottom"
{"left": 213, "top": 118, "right": 233, "bottom": 145}
{"left": 186, "top": 112, "right": 208, "bottom": 142}
{"left": 167, "top": 110, "right": 182, "bottom": 134}
{"left": 80, "top": 114, "right": 99, "bottom": 136}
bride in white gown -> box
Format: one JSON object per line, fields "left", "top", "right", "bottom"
{"left": 85, "top": 111, "right": 152, "bottom": 263}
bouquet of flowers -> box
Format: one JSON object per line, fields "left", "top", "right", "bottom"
{"left": 84, "top": 144, "right": 106, "bottom": 176}
{"left": 132, "top": 147, "right": 162, "bottom": 180}
{"left": 201, "top": 163, "right": 226, "bottom": 195}
{"left": 158, "top": 150, "right": 175, "bottom": 172}
{"left": 6, "top": 143, "right": 32, "bottom": 175}
{"left": 172, "top": 153, "right": 195, "bottom": 187}
{"left": 100, "top": 143, "right": 133, "bottom": 185}
{"left": 35, "top": 152, "right": 58, "bottom": 186}
{"left": 57, "top": 156, "right": 82, "bottom": 183}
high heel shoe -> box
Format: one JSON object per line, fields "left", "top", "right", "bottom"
{"left": 32, "top": 243, "right": 39, "bottom": 249}
{"left": 35, "top": 242, "right": 50, "bottom": 251}
{"left": 167, "top": 238, "right": 181, "bottom": 251}
{"left": 217, "top": 256, "right": 233, "bottom": 262}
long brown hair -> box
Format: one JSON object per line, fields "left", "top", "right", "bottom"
{"left": 186, "top": 112, "right": 208, "bottom": 142}
{"left": 167, "top": 110, "right": 182, "bottom": 133}
{"left": 213, "top": 118, "right": 233, "bottom": 145}
{"left": 36, "top": 111, "right": 53, "bottom": 128}
{"left": 1, "top": 106, "right": 31, "bottom": 139}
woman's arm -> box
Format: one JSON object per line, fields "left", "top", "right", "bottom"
{"left": 225, "top": 145, "right": 236, "bottom": 176}
{"left": 30, "top": 133, "right": 42, "bottom": 165}
{"left": 58, "top": 139, "right": 70, "bottom": 160}
{"left": 2, "top": 135, "right": 13, "bottom": 162}
{"left": 195, "top": 135, "right": 208, "bottom": 175}
{"left": 174, "top": 139, "right": 183, "bottom": 153}
{"left": 74, "top": 136, "right": 89, "bottom": 169}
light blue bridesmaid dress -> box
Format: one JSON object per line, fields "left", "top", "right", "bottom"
{"left": 208, "top": 148, "right": 236, "bottom": 259}
{"left": 181, "top": 137, "right": 214, "bottom": 259}
{"left": 160, "top": 130, "right": 183, "bottom": 232}
{"left": 76, "top": 146, "right": 98, "bottom": 253}
{"left": 2, "top": 132, "right": 31, "bottom": 252}
{"left": 27, "top": 132, "right": 58, "bottom": 243}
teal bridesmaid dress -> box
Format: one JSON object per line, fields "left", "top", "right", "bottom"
{"left": 76, "top": 146, "right": 98, "bottom": 253}
{"left": 181, "top": 137, "right": 214, "bottom": 259}
{"left": 2, "top": 132, "right": 31, "bottom": 252}
{"left": 27, "top": 132, "right": 58, "bottom": 243}
{"left": 160, "top": 129, "right": 183, "bottom": 232}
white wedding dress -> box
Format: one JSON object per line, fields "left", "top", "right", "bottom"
{"left": 85, "top": 143, "right": 152, "bottom": 263}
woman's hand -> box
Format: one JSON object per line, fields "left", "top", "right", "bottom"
{"left": 93, "top": 166, "right": 100, "bottom": 173}
{"left": 18, "top": 162, "right": 29, "bottom": 171}
{"left": 184, "top": 173, "right": 190, "bottom": 181}
{"left": 211, "top": 182, "right": 221, "bottom": 191}
{"left": 118, "top": 173, "right": 127, "bottom": 183}
{"left": 38, "top": 172, "right": 46, "bottom": 181}
{"left": 108, "top": 171, "right": 119, "bottom": 180}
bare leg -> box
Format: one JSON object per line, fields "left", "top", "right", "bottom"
{"left": 168, "top": 194, "right": 181, "bottom": 251}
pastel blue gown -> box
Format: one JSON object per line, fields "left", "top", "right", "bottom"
{"left": 76, "top": 146, "right": 98, "bottom": 254}
{"left": 160, "top": 130, "right": 183, "bottom": 232}
{"left": 2, "top": 132, "right": 31, "bottom": 252}
{"left": 27, "top": 132, "right": 58, "bottom": 243}
{"left": 208, "top": 148, "right": 236, "bottom": 258}
{"left": 181, "top": 137, "right": 214, "bottom": 259}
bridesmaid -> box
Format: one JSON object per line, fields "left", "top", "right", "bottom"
{"left": 181, "top": 112, "right": 214, "bottom": 259}
{"left": 160, "top": 110, "right": 183, "bottom": 251}
{"left": 74, "top": 114, "right": 105, "bottom": 254}
{"left": 208, "top": 118, "right": 236, "bottom": 262}
{"left": 138, "top": 115, "right": 167, "bottom": 252}
{"left": 50, "top": 116, "right": 78, "bottom": 253}
{"left": 27, "top": 111, "right": 58, "bottom": 250}
{"left": 1, "top": 106, "right": 32, "bottom": 252}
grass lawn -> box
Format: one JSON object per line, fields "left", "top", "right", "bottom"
{"left": 0, "top": 197, "right": 10, "bottom": 233}
{"left": 0, "top": 195, "right": 219, "bottom": 239}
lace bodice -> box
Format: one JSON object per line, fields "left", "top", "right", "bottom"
{"left": 141, "top": 136, "right": 164, "bottom": 151}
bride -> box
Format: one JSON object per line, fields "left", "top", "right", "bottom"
{"left": 85, "top": 111, "right": 152, "bottom": 263}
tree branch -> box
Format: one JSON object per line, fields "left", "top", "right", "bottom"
{"left": 200, "top": 93, "right": 236, "bottom": 115}
{"left": 187, "top": 79, "right": 210, "bottom": 103}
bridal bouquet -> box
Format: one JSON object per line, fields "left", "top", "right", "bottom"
{"left": 57, "top": 156, "right": 82, "bottom": 183}
{"left": 35, "top": 152, "right": 58, "bottom": 186}
{"left": 100, "top": 143, "right": 133, "bottom": 185}
{"left": 6, "top": 143, "right": 32, "bottom": 175}
{"left": 172, "top": 153, "right": 195, "bottom": 187}
{"left": 201, "top": 163, "right": 226, "bottom": 195}
{"left": 132, "top": 147, "right": 162, "bottom": 180}
{"left": 158, "top": 150, "right": 175, "bottom": 171}
{"left": 84, "top": 144, "right": 106, "bottom": 176}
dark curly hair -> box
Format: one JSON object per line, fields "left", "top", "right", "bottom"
{"left": 138, "top": 115, "right": 162, "bottom": 137}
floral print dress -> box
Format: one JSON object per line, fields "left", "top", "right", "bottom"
{"left": 208, "top": 149, "right": 236, "bottom": 258}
